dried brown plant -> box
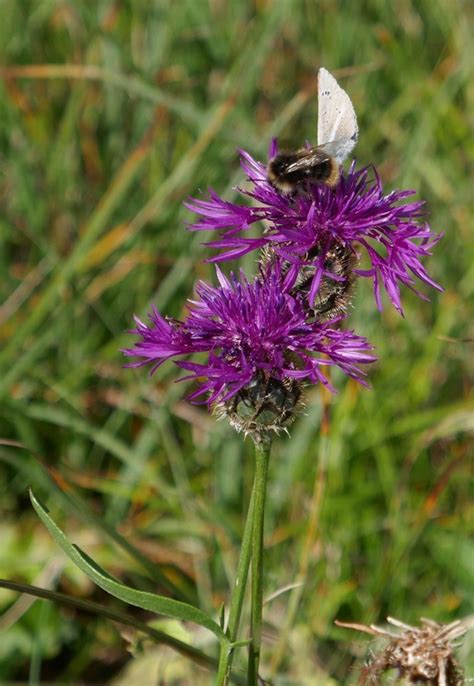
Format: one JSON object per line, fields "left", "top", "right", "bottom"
{"left": 335, "top": 616, "right": 467, "bottom": 685}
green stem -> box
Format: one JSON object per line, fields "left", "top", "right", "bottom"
{"left": 215, "top": 641, "right": 232, "bottom": 685}
{"left": 215, "top": 467, "right": 256, "bottom": 686}
{"left": 247, "top": 435, "right": 272, "bottom": 685}
{"left": 227, "top": 484, "right": 255, "bottom": 641}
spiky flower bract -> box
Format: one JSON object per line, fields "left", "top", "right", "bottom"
{"left": 123, "top": 265, "right": 375, "bottom": 416}
{"left": 186, "top": 142, "right": 442, "bottom": 314}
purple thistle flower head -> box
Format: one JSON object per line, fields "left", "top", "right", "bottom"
{"left": 186, "top": 143, "right": 442, "bottom": 315}
{"left": 123, "top": 265, "right": 375, "bottom": 435}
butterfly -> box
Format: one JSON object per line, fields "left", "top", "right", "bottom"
{"left": 267, "top": 68, "right": 358, "bottom": 194}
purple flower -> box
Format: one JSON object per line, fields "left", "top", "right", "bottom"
{"left": 186, "top": 144, "right": 442, "bottom": 314}
{"left": 123, "top": 265, "right": 375, "bottom": 407}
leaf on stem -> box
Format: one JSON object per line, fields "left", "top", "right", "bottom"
{"left": 29, "top": 489, "right": 227, "bottom": 643}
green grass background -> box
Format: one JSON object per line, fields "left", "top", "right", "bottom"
{"left": 0, "top": 1, "right": 473, "bottom": 684}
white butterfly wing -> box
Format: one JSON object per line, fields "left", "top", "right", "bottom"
{"left": 317, "top": 68, "right": 358, "bottom": 163}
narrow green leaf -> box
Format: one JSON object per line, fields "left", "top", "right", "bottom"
{"left": 0, "top": 443, "right": 194, "bottom": 602}
{"left": 0, "top": 580, "right": 215, "bottom": 672}
{"left": 29, "top": 490, "right": 227, "bottom": 643}
{"left": 0, "top": 580, "right": 246, "bottom": 685}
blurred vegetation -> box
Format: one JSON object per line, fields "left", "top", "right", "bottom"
{"left": 0, "top": 0, "right": 473, "bottom": 684}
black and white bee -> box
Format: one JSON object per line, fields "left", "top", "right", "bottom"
{"left": 267, "top": 68, "right": 358, "bottom": 194}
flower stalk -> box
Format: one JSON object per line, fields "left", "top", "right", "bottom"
{"left": 216, "top": 480, "right": 255, "bottom": 685}
{"left": 247, "top": 434, "right": 272, "bottom": 684}
{"left": 215, "top": 436, "right": 271, "bottom": 686}
{"left": 226, "top": 486, "right": 255, "bottom": 644}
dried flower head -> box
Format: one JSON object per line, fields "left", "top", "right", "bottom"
{"left": 187, "top": 144, "right": 442, "bottom": 315}
{"left": 335, "top": 616, "right": 467, "bottom": 685}
{"left": 123, "top": 265, "right": 375, "bottom": 437}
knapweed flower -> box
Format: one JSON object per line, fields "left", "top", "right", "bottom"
{"left": 123, "top": 265, "right": 375, "bottom": 437}
{"left": 186, "top": 142, "right": 442, "bottom": 315}
{"left": 260, "top": 240, "right": 358, "bottom": 322}
{"left": 336, "top": 617, "right": 466, "bottom": 686}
